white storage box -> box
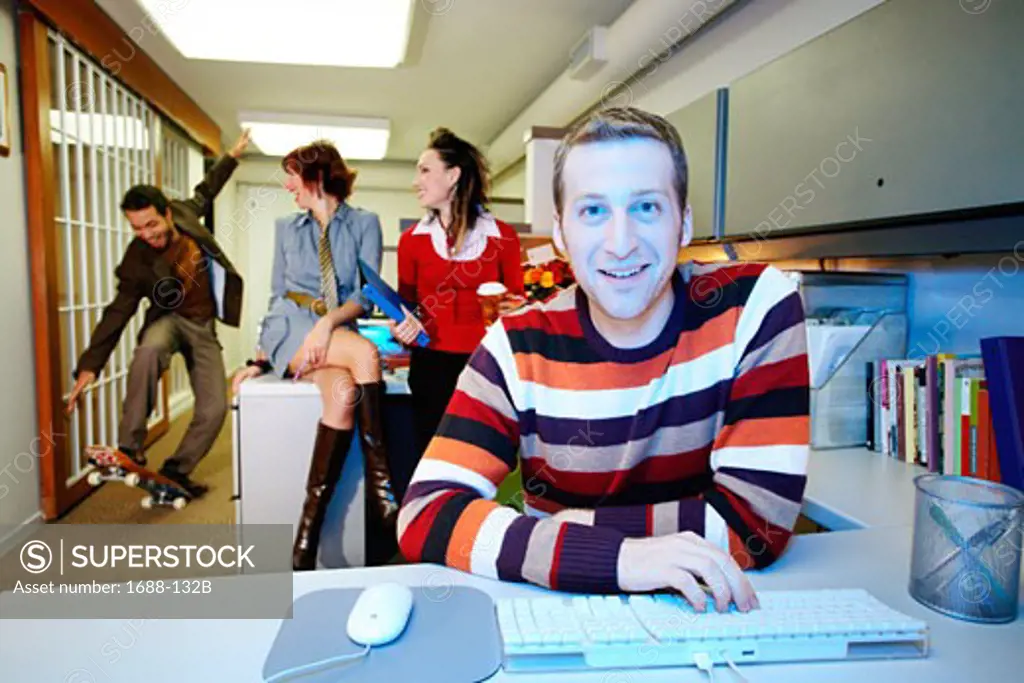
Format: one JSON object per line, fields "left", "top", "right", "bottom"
{"left": 232, "top": 373, "right": 409, "bottom": 570}
{"left": 785, "top": 271, "right": 909, "bottom": 449}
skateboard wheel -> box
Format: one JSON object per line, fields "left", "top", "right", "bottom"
{"left": 172, "top": 497, "right": 188, "bottom": 510}
{"left": 87, "top": 471, "right": 102, "bottom": 486}
{"left": 125, "top": 472, "right": 141, "bottom": 487}
{"left": 141, "top": 496, "right": 153, "bottom": 509}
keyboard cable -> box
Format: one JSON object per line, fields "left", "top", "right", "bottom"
{"left": 694, "top": 652, "right": 716, "bottom": 682}
{"left": 722, "top": 650, "right": 751, "bottom": 682}
{"left": 263, "top": 645, "right": 371, "bottom": 682}
{"left": 694, "top": 651, "right": 752, "bottom": 683}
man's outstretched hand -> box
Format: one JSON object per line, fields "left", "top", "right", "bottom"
{"left": 228, "top": 128, "right": 252, "bottom": 159}
{"left": 66, "top": 370, "right": 96, "bottom": 415}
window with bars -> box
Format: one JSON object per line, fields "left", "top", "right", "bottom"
{"left": 48, "top": 30, "right": 169, "bottom": 483}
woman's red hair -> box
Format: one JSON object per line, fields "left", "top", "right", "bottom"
{"left": 281, "top": 139, "right": 357, "bottom": 202}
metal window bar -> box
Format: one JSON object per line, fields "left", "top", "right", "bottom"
{"left": 71, "top": 51, "right": 94, "bottom": 455}
{"left": 87, "top": 61, "right": 104, "bottom": 449}
{"left": 113, "top": 83, "right": 128, "bottom": 407}
{"left": 101, "top": 70, "right": 118, "bottom": 445}
{"left": 118, "top": 85, "right": 131, "bottom": 405}
{"left": 54, "top": 35, "right": 79, "bottom": 471}
{"left": 128, "top": 94, "right": 139, "bottom": 370}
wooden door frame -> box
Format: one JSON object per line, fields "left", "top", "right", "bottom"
{"left": 18, "top": 4, "right": 219, "bottom": 518}
{"left": 19, "top": 12, "right": 68, "bottom": 519}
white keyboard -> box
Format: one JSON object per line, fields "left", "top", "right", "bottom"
{"left": 495, "top": 589, "right": 929, "bottom": 673}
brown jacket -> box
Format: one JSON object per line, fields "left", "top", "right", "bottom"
{"left": 73, "top": 155, "right": 243, "bottom": 379}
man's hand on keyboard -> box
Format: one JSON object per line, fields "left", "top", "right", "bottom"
{"left": 616, "top": 531, "right": 759, "bottom": 614}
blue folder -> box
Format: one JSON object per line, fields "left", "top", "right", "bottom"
{"left": 980, "top": 336, "right": 1024, "bottom": 491}
{"left": 357, "top": 258, "right": 430, "bottom": 347}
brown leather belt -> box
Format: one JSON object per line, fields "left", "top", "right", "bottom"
{"left": 285, "top": 291, "right": 328, "bottom": 317}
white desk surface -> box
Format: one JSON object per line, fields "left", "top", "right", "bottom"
{"left": 2, "top": 524, "right": 1021, "bottom": 682}
{"left": 804, "top": 447, "right": 927, "bottom": 530}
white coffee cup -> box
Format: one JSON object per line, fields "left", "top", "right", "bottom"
{"left": 477, "top": 282, "right": 509, "bottom": 325}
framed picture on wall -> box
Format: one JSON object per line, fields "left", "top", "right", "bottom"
{"left": 0, "top": 63, "right": 10, "bottom": 157}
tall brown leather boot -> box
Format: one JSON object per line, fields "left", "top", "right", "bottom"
{"left": 293, "top": 421, "right": 353, "bottom": 571}
{"left": 357, "top": 380, "right": 399, "bottom": 566}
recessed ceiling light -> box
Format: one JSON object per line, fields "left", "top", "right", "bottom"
{"left": 239, "top": 112, "right": 390, "bottom": 159}
{"left": 136, "top": 0, "right": 415, "bottom": 68}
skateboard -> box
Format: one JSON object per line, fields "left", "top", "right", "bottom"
{"left": 85, "top": 446, "right": 191, "bottom": 510}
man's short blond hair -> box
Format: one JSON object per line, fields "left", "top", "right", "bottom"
{"left": 552, "top": 107, "right": 689, "bottom": 218}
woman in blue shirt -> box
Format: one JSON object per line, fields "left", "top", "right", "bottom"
{"left": 235, "top": 140, "right": 398, "bottom": 570}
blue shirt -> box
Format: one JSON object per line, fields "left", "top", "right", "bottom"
{"left": 268, "top": 202, "right": 383, "bottom": 313}
{"left": 256, "top": 202, "right": 383, "bottom": 371}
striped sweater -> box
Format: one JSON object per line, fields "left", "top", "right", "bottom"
{"left": 397, "top": 261, "right": 810, "bottom": 594}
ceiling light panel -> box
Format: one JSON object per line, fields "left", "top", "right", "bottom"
{"left": 136, "top": 0, "right": 415, "bottom": 67}
{"left": 239, "top": 112, "right": 390, "bottom": 159}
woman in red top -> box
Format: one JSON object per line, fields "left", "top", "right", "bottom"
{"left": 393, "top": 128, "right": 524, "bottom": 459}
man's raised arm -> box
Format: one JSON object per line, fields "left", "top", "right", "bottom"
{"left": 180, "top": 129, "right": 250, "bottom": 217}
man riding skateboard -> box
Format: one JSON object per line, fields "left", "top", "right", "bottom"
{"left": 66, "top": 130, "right": 251, "bottom": 498}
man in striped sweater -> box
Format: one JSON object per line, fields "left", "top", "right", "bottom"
{"left": 397, "top": 107, "right": 810, "bottom": 613}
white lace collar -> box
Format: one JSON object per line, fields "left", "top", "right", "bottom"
{"left": 411, "top": 211, "right": 502, "bottom": 261}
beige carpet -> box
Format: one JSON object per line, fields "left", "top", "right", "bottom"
{"left": 57, "top": 404, "right": 236, "bottom": 526}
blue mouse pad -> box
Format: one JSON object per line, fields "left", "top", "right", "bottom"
{"left": 263, "top": 586, "right": 502, "bottom": 682}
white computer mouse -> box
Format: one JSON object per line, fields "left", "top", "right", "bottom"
{"left": 346, "top": 583, "right": 414, "bottom": 647}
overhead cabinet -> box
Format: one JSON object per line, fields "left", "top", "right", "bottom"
{"left": 666, "top": 89, "right": 726, "bottom": 240}
{"left": 722, "top": 0, "right": 1024, "bottom": 238}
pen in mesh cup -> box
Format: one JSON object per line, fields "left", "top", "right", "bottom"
{"left": 922, "top": 511, "right": 1020, "bottom": 595}
{"left": 927, "top": 501, "right": 1013, "bottom": 605}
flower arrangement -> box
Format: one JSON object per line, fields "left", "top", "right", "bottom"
{"left": 522, "top": 258, "right": 576, "bottom": 303}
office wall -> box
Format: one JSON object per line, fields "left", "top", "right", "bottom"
{"left": 216, "top": 181, "right": 282, "bottom": 372}
{"left": 906, "top": 264, "right": 1024, "bottom": 358}
{"left": 492, "top": 158, "right": 525, "bottom": 200}
{"left": 212, "top": 173, "right": 245, "bottom": 372}
{"left": 350, "top": 187, "right": 425, "bottom": 260}
{"left": 0, "top": 0, "right": 44, "bottom": 538}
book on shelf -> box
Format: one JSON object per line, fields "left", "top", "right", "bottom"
{"left": 979, "top": 336, "right": 1024, "bottom": 490}
{"left": 864, "top": 350, "right": 1015, "bottom": 488}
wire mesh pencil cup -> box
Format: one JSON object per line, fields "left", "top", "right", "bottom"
{"left": 909, "top": 474, "right": 1024, "bottom": 624}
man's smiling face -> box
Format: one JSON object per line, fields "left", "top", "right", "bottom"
{"left": 554, "top": 136, "right": 688, "bottom": 323}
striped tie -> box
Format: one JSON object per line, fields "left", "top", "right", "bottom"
{"left": 318, "top": 225, "right": 338, "bottom": 311}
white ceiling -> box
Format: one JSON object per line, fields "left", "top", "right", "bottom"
{"left": 95, "top": 0, "right": 636, "bottom": 162}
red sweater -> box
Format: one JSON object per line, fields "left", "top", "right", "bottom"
{"left": 397, "top": 214, "right": 524, "bottom": 354}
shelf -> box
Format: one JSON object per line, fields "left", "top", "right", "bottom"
{"left": 803, "top": 447, "right": 927, "bottom": 532}
{"left": 723, "top": 0, "right": 1024, "bottom": 235}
